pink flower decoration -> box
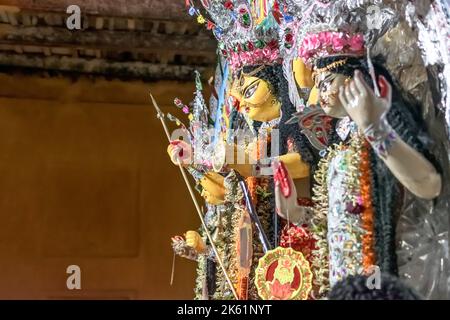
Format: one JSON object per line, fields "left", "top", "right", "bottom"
{"left": 262, "top": 47, "right": 271, "bottom": 59}
{"left": 298, "top": 46, "right": 306, "bottom": 59}
{"left": 318, "top": 32, "right": 327, "bottom": 44}
{"left": 298, "top": 31, "right": 366, "bottom": 64}
{"left": 309, "top": 34, "right": 320, "bottom": 50}
{"left": 231, "top": 53, "right": 240, "bottom": 68}
{"left": 349, "top": 34, "right": 365, "bottom": 52}
{"left": 254, "top": 49, "right": 264, "bottom": 62}
{"left": 241, "top": 52, "right": 250, "bottom": 65}
{"left": 270, "top": 49, "right": 280, "bottom": 62}
{"left": 250, "top": 53, "right": 258, "bottom": 65}
{"left": 332, "top": 34, "right": 346, "bottom": 52}
{"left": 302, "top": 37, "right": 311, "bottom": 51}
{"left": 319, "top": 32, "right": 333, "bottom": 47}
{"left": 357, "top": 195, "right": 364, "bottom": 206}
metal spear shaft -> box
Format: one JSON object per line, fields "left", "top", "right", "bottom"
{"left": 149, "top": 93, "right": 238, "bottom": 299}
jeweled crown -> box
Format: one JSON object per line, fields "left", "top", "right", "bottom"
{"left": 186, "top": 0, "right": 283, "bottom": 71}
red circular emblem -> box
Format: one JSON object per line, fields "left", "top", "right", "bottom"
{"left": 255, "top": 247, "right": 313, "bottom": 300}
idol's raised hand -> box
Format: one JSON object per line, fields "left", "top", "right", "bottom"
{"left": 167, "top": 140, "right": 192, "bottom": 166}
{"left": 340, "top": 70, "right": 442, "bottom": 200}
{"left": 339, "top": 70, "right": 392, "bottom": 130}
{"left": 185, "top": 230, "right": 207, "bottom": 254}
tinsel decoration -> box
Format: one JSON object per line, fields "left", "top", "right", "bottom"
{"left": 249, "top": 177, "right": 274, "bottom": 300}
{"left": 236, "top": 176, "right": 259, "bottom": 300}
{"left": 194, "top": 254, "right": 208, "bottom": 300}
{"left": 311, "top": 148, "right": 335, "bottom": 298}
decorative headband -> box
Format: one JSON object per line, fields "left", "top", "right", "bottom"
{"left": 299, "top": 32, "right": 365, "bottom": 64}
{"left": 227, "top": 41, "right": 281, "bottom": 71}
{"left": 310, "top": 58, "right": 350, "bottom": 89}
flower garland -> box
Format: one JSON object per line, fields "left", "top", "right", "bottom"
{"left": 335, "top": 132, "right": 377, "bottom": 273}
{"left": 247, "top": 176, "right": 258, "bottom": 207}
{"left": 359, "top": 138, "right": 377, "bottom": 271}
{"left": 280, "top": 223, "right": 317, "bottom": 262}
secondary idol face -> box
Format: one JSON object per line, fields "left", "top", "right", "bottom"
{"left": 313, "top": 70, "right": 349, "bottom": 119}
{"left": 199, "top": 171, "right": 225, "bottom": 205}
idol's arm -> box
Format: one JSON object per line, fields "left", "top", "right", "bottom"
{"left": 278, "top": 153, "right": 310, "bottom": 179}
{"left": 371, "top": 127, "right": 441, "bottom": 199}
{"left": 227, "top": 143, "right": 310, "bottom": 179}
{"left": 340, "top": 71, "right": 442, "bottom": 200}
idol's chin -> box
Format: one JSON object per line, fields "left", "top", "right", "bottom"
{"left": 321, "top": 105, "right": 333, "bottom": 116}
{"left": 321, "top": 106, "right": 341, "bottom": 118}
{"left": 248, "top": 108, "right": 279, "bottom": 122}
{"left": 321, "top": 102, "right": 347, "bottom": 119}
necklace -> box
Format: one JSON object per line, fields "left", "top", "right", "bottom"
{"left": 259, "top": 111, "right": 282, "bottom": 132}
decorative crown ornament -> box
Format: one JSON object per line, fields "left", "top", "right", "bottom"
{"left": 185, "top": 0, "right": 283, "bottom": 71}
{"left": 279, "top": 0, "right": 400, "bottom": 65}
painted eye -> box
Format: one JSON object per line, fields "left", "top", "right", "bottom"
{"left": 244, "top": 81, "right": 259, "bottom": 99}
{"left": 320, "top": 81, "right": 331, "bottom": 93}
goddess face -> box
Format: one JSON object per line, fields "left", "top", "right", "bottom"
{"left": 314, "top": 70, "right": 349, "bottom": 119}
{"left": 235, "top": 74, "right": 281, "bottom": 122}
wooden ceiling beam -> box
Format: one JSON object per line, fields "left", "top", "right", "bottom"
{"left": 0, "top": 0, "right": 191, "bottom": 21}
{"left": 0, "top": 24, "right": 216, "bottom": 55}
{"left": 0, "top": 52, "right": 211, "bottom": 81}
